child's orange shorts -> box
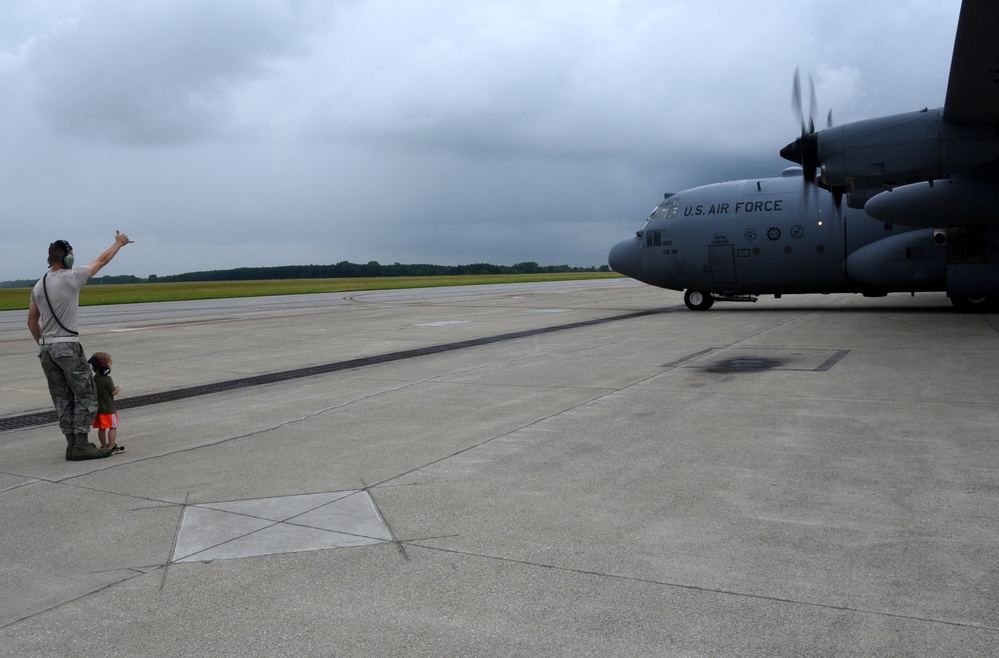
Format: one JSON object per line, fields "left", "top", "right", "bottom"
{"left": 93, "top": 413, "right": 118, "bottom": 429}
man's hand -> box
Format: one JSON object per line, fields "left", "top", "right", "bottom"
{"left": 88, "top": 231, "right": 135, "bottom": 277}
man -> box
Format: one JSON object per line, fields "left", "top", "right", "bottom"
{"left": 27, "top": 231, "right": 134, "bottom": 461}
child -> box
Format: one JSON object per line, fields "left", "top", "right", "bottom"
{"left": 88, "top": 352, "right": 124, "bottom": 454}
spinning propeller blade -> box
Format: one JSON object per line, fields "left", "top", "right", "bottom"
{"left": 783, "top": 69, "right": 843, "bottom": 211}
{"left": 783, "top": 68, "right": 820, "bottom": 184}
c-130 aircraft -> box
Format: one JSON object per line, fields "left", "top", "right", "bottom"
{"left": 608, "top": 0, "right": 999, "bottom": 312}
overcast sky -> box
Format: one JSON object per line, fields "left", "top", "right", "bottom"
{"left": 0, "top": 0, "right": 962, "bottom": 281}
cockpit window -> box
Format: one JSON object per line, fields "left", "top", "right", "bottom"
{"left": 648, "top": 196, "right": 680, "bottom": 221}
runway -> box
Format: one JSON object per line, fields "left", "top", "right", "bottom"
{"left": 1, "top": 279, "right": 997, "bottom": 656}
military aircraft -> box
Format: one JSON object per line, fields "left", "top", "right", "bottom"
{"left": 608, "top": 0, "right": 999, "bottom": 312}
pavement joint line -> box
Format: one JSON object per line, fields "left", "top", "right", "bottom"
{"left": 402, "top": 543, "right": 999, "bottom": 633}
{"left": 158, "top": 492, "right": 190, "bottom": 590}
{"left": 363, "top": 484, "right": 410, "bottom": 561}
{"left": 0, "top": 569, "right": 148, "bottom": 631}
{"left": 362, "top": 336, "right": 721, "bottom": 493}
{"left": 366, "top": 384, "right": 620, "bottom": 492}
{"left": 0, "top": 308, "right": 675, "bottom": 432}
{"left": 15, "top": 384, "right": 422, "bottom": 482}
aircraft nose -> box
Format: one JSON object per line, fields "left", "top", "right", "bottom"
{"left": 608, "top": 237, "right": 644, "bottom": 282}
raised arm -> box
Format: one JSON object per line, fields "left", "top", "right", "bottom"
{"left": 87, "top": 231, "right": 134, "bottom": 278}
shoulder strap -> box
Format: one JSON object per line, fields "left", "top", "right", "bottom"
{"left": 42, "top": 272, "right": 79, "bottom": 336}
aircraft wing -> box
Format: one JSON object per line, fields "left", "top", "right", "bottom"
{"left": 943, "top": 0, "right": 999, "bottom": 124}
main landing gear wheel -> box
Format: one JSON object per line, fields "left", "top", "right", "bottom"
{"left": 950, "top": 296, "right": 999, "bottom": 313}
{"left": 684, "top": 289, "right": 715, "bottom": 311}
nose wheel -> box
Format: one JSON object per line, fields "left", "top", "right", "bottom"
{"left": 684, "top": 289, "right": 715, "bottom": 311}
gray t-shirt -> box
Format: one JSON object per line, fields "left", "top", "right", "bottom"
{"left": 30, "top": 267, "right": 90, "bottom": 337}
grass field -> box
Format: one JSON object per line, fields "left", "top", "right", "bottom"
{"left": 0, "top": 272, "right": 622, "bottom": 312}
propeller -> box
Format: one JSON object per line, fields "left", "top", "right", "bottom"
{"left": 781, "top": 68, "right": 843, "bottom": 207}
{"left": 792, "top": 66, "right": 818, "bottom": 135}
{"left": 782, "top": 67, "right": 820, "bottom": 183}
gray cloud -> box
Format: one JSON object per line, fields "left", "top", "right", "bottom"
{"left": 0, "top": 0, "right": 963, "bottom": 280}
{"left": 26, "top": 0, "right": 316, "bottom": 144}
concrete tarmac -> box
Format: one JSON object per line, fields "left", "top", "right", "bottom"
{"left": 1, "top": 279, "right": 997, "bottom": 657}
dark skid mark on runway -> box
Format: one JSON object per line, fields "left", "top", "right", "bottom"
{"left": 1, "top": 308, "right": 674, "bottom": 432}
{"left": 700, "top": 349, "right": 850, "bottom": 374}
{"left": 704, "top": 357, "right": 784, "bottom": 373}
{"left": 816, "top": 349, "right": 850, "bottom": 371}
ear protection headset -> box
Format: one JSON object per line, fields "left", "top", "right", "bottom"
{"left": 48, "top": 240, "right": 74, "bottom": 268}
{"left": 87, "top": 354, "right": 111, "bottom": 376}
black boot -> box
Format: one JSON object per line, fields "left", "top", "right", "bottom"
{"left": 70, "top": 433, "right": 111, "bottom": 461}
{"left": 64, "top": 434, "right": 75, "bottom": 461}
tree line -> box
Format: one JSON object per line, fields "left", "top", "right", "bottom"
{"left": 1, "top": 261, "right": 610, "bottom": 288}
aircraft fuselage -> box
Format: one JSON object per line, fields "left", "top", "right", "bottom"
{"left": 608, "top": 169, "right": 962, "bottom": 309}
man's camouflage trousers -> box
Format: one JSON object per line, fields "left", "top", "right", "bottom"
{"left": 38, "top": 342, "right": 97, "bottom": 443}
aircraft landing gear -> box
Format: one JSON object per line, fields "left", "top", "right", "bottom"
{"left": 684, "top": 289, "right": 715, "bottom": 311}
{"left": 950, "top": 296, "right": 999, "bottom": 313}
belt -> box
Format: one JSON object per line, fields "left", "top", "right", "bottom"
{"left": 40, "top": 336, "right": 79, "bottom": 345}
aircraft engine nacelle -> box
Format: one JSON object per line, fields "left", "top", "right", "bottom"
{"left": 783, "top": 108, "right": 999, "bottom": 195}
{"left": 864, "top": 178, "right": 999, "bottom": 228}
{"left": 845, "top": 229, "right": 946, "bottom": 290}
